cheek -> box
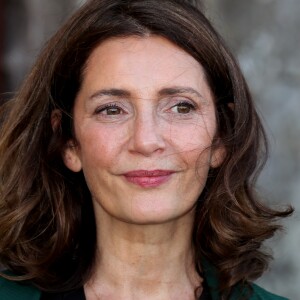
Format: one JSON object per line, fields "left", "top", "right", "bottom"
{"left": 168, "top": 119, "right": 215, "bottom": 154}
{"left": 75, "top": 123, "right": 128, "bottom": 168}
{"left": 166, "top": 116, "right": 216, "bottom": 173}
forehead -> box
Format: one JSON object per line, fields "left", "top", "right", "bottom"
{"left": 81, "top": 35, "right": 210, "bottom": 94}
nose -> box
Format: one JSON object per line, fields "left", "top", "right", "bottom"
{"left": 129, "top": 113, "right": 166, "bottom": 156}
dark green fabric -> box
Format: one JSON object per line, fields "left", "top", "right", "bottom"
{"left": 201, "top": 259, "right": 289, "bottom": 300}
{"left": 0, "top": 261, "right": 289, "bottom": 299}
{"left": 0, "top": 275, "right": 40, "bottom": 300}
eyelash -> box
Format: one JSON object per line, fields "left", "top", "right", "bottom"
{"left": 94, "top": 99, "right": 196, "bottom": 117}
{"left": 94, "top": 103, "right": 124, "bottom": 115}
{"left": 170, "top": 101, "right": 196, "bottom": 113}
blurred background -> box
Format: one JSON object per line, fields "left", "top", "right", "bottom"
{"left": 0, "top": 0, "right": 299, "bottom": 298}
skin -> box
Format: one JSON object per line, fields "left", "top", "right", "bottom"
{"left": 63, "top": 35, "right": 224, "bottom": 299}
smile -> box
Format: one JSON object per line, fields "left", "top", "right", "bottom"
{"left": 123, "top": 170, "right": 175, "bottom": 188}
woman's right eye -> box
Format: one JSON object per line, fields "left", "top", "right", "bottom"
{"left": 95, "top": 104, "right": 124, "bottom": 115}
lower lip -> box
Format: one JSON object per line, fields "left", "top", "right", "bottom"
{"left": 124, "top": 174, "right": 173, "bottom": 188}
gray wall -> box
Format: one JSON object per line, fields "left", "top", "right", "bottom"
{"left": 2, "top": 0, "right": 299, "bottom": 299}
{"left": 204, "top": 1, "right": 300, "bottom": 299}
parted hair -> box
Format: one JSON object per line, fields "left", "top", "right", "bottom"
{"left": 0, "top": 0, "right": 292, "bottom": 299}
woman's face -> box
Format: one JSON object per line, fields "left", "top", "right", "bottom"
{"left": 64, "top": 36, "right": 224, "bottom": 224}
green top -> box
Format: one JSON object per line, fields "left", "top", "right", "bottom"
{"left": 201, "top": 259, "right": 289, "bottom": 300}
{"left": 0, "top": 261, "right": 289, "bottom": 300}
{"left": 0, "top": 275, "right": 40, "bottom": 300}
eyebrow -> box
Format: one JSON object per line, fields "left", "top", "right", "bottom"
{"left": 89, "top": 88, "right": 131, "bottom": 100}
{"left": 158, "top": 87, "right": 203, "bottom": 99}
{"left": 89, "top": 86, "right": 204, "bottom": 101}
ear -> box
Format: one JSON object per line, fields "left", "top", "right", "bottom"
{"left": 62, "top": 140, "right": 82, "bottom": 172}
{"left": 51, "top": 110, "right": 82, "bottom": 172}
{"left": 51, "top": 109, "right": 62, "bottom": 132}
{"left": 227, "top": 102, "right": 234, "bottom": 111}
{"left": 210, "top": 142, "right": 226, "bottom": 169}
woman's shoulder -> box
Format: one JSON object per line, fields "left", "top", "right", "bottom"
{"left": 0, "top": 275, "right": 41, "bottom": 300}
{"left": 247, "top": 283, "right": 289, "bottom": 300}
{"left": 216, "top": 281, "right": 289, "bottom": 300}
{"left": 201, "top": 258, "right": 289, "bottom": 300}
{"left": 229, "top": 281, "right": 289, "bottom": 300}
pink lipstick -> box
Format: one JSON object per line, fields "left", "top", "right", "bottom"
{"left": 123, "top": 170, "right": 175, "bottom": 188}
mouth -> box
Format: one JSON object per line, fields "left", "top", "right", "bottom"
{"left": 123, "top": 170, "right": 175, "bottom": 188}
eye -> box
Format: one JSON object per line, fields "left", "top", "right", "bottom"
{"left": 171, "top": 101, "right": 195, "bottom": 114}
{"left": 95, "top": 104, "right": 124, "bottom": 115}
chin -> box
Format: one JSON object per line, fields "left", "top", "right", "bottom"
{"left": 118, "top": 201, "right": 196, "bottom": 225}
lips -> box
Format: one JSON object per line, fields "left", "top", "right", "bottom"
{"left": 123, "top": 170, "right": 175, "bottom": 188}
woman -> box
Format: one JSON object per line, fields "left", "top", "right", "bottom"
{"left": 0, "top": 0, "right": 293, "bottom": 299}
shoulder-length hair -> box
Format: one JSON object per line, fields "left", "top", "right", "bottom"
{"left": 0, "top": 0, "right": 292, "bottom": 298}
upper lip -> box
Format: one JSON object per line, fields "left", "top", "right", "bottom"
{"left": 123, "top": 170, "right": 176, "bottom": 177}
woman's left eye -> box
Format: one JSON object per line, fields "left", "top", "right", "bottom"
{"left": 170, "top": 102, "right": 195, "bottom": 114}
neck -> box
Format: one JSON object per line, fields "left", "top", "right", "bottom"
{"left": 85, "top": 205, "right": 202, "bottom": 299}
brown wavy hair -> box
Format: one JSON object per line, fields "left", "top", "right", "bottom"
{"left": 0, "top": 0, "right": 292, "bottom": 298}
